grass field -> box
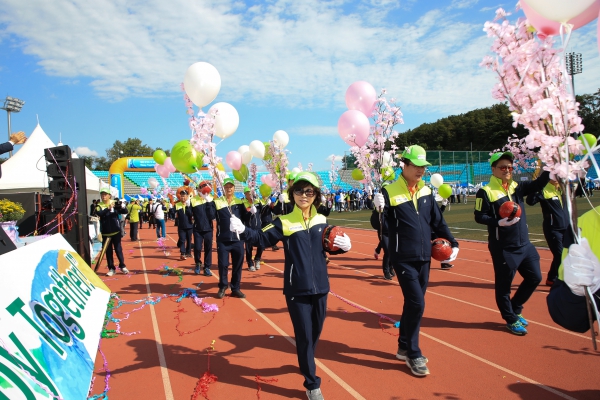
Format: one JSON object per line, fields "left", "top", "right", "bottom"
{"left": 327, "top": 195, "right": 600, "bottom": 247}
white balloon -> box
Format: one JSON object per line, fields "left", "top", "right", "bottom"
{"left": 183, "top": 62, "right": 221, "bottom": 108}
{"left": 292, "top": 167, "right": 301, "bottom": 173}
{"left": 241, "top": 151, "right": 252, "bottom": 164}
{"left": 524, "top": 0, "right": 596, "bottom": 23}
{"left": 273, "top": 130, "right": 289, "bottom": 148}
{"left": 238, "top": 145, "right": 249, "bottom": 155}
{"left": 209, "top": 102, "right": 239, "bottom": 139}
{"left": 148, "top": 177, "right": 159, "bottom": 188}
{"left": 249, "top": 140, "right": 265, "bottom": 159}
{"left": 430, "top": 173, "right": 444, "bottom": 188}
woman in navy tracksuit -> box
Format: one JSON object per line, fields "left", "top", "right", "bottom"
{"left": 229, "top": 172, "right": 351, "bottom": 400}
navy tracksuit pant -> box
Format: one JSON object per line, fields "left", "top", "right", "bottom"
{"left": 377, "top": 233, "right": 391, "bottom": 275}
{"left": 103, "top": 233, "right": 126, "bottom": 270}
{"left": 490, "top": 243, "right": 542, "bottom": 324}
{"left": 217, "top": 241, "right": 244, "bottom": 291}
{"left": 193, "top": 230, "right": 213, "bottom": 267}
{"left": 286, "top": 293, "right": 327, "bottom": 391}
{"left": 394, "top": 260, "right": 429, "bottom": 360}
{"left": 245, "top": 241, "right": 264, "bottom": 267}
{"left": 178, "top": 228, "right": 193, "bottom": 255}
{"left": 543, "top": 226, "right": 564, "bottom": 282}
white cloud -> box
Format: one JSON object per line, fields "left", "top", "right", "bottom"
{"left": 0, "top": 0, "right": 598, "bottom": 117}
{"left": 450, "top": 0, "right": 479, "bottom": 9}
{"left": 325, "top": 154, "right": 343, "bottom": 162}
{"left": 290, "top": 126, "right": 338, "bottom": 136}
{"left": 73, "top": 146, "right": 98, "bottom": 157}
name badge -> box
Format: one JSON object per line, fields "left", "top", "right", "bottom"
{"left": 393, "top": 195, "right": 409, "bottom": 204}
{"left": 289, "top": 225, "right": 304, "bottom": 232}
{"left": 496, "top": 193, "right": 506, "bottom": 200}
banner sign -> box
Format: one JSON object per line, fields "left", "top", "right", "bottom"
{"left": 126, "top": 159, "right": 156, "bottom": 169}
{"left": 0, "top": 234, "right": 110, "bottom": 399}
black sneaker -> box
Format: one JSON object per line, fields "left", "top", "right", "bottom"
{"left": 216, "top": 288, "right": 226, "bottom": 299}
{"left": 384, "top": 271, "right": 392, "bottom": 280}
{"left": 441, "top": 263, "right": 453, "bottom": 270}
{"left": 272, "top": 245, "right": 280, "bottom": 251}
{"left": 230, "top": 290, "right": 246, "bottom": 298}
{"left": 407, "top": 357, "right": 430, "bottom": 376}
{"left": 194, "top": 263, "right": 201, "bottom": 275}
{"left": 203, "top": 267, "right": 213, "bottom": 276}
{"left": 390, "top": 269, "right": 396, "bottom": 277}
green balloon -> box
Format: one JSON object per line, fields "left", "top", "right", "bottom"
{"left": 380, "top": 167, "right": 395, "bottom": 181}
{"left": 232, "top": 164, "right": 249, "bottom": 182}
{"left": 438, "top": 183, "right": 452, "bottom": 199}
{"left": 195, "top": 152, "right": 205, "bottom": 167}
{"left": 580, "top": 133, "right": 597, "bottom": 155}
{"left": 259, "top": 183, "right": 272, "bottom": 198}
{"left": 171, "top": 140, "right": 198, "bottom": 174}
{"left": 153, "top": 149, "right": 167, "bottom": 165}
{"left": 263, "top": 142, "right": 272, "bottom": 161}
{"left": 351, "top": 168, "right": 364, "bottom": 181}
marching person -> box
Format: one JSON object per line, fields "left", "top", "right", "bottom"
{"left": 146, "top": 198, "right": 156, "bottom": 229}
{"left": 152, "top": 199, "right": 167, "bottom": 239}
{"left": 526, "top": 179, "right": 568, "bottom": 286}
{"left": 214, "top": 178, "right": 250, "bottom": 299}
{"left": 474, "top": 151, "right": 550, "bottom": 336}
{"left": 242, "top": 187, "right": 263, "bottom": 272}
{"left": 547, "top": 205, "right": 600, "bottom": 333}
{"left": 371, "top": 182, "right": 394, "bottom": 280}
{"left": 95, "top": 187, "right": 129, "bottom": 276}
{"left": 229, "top": 172, "right": 351, "bottom": 400}
{"left": 126, "top": 199, "right": 142, "bottom": 241}
{"left": 373, "top": 145, "right": 458, "bottom": 377}
{"left": 175, "top": 189, "right": 194, "bottom": 261}
{"left": 191, "top": 185, "right": 216, "bottom": 276}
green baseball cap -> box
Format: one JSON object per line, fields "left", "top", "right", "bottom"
{"left": 100, "top": 187, "right": 111, "bottom": 195}
{"left": 223, "top": 177, "right": 235, "bottom": 186}
{"left": 401, "top": 145, "right": 431, "bottom": 167}
{"left": 489, "top": 151, "right": 514, "bottom": 166}
{"left": 243, "top": 186, "right": 251, "bottom": 193}
{"left": 294, "top": 171, "right": 319, "bottom": 187}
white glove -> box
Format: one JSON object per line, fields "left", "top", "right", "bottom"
{"left": 498, "top": 217, "right": 520, "bottom": 227}
{"left": 442, "top": 199, "right": 448, "bottom": 206}
{"left": 321, "top": 195, "right": 326, "bottom": 204}
{"left": 199, "top": 192, "right": 208, "bottom": 199}
{"left": 564, "top": 238, "right": 600, "bottom": 296}
{"left": 442, "top": 247, "right": 459, "bottom": 263}
{"left": 249, "top": 205, "right": 257, "bottom": 214}
{"left": 278, "top": 194, "right": 285, "bottom": 203}
{"left": 373, "top": 193, "right": 385, "bottom": 211}
{"left": 185, "top": 199, "right": 191, "bottom": 207}
{"left": 110, "top": 207, "right": 114, "bottom": 213}
{"left": 229, "top": 215, "right": 246, "bottom": 234}
{"left": 333, "top": 233, "right": 351, "bottom": 252}
{"left": 266, "top": 198, "right": 272, "bottom": 206}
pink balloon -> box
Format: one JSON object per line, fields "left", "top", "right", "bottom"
{"left": 164, "top": 157, "right": 177, "bottom": 173}
{"left": 225, "top": 150, "right": 242, "bottom": 170}
{"left": 345, "top": 81, "right": 377, "bottom": 117}
{"left": 156, "top": 164, "right": 170, "bottom": 179}
{"left": 266, "top": 174, "right": 280, "bottom": 188}
{"left": 521, "top": 0, "right": 600, "bottom": 38}
{"left": 338, "top": 110, "right": 370, "bottom": 147}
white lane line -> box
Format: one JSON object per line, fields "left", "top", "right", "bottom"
{"left": 202, "top": 260, "right": 366, "bottom": 399}
{"left": 139, "top": 244, "right": 175, "bottom": 400}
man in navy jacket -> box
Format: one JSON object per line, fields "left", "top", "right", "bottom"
{"left": 0, "top": 132, "right": 27, "bottom": 177}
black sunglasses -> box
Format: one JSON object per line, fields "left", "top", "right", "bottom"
{"left": 293, "top": 188, "right": 316, "bottom": 197}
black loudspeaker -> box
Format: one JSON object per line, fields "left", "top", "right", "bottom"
{"left": 42, "top": 146, "right": 90, "bottom": 265}
{"left": 0, "top": 228, "right": 17, "bottom": 256}
{"left": 44, "top": 145, "right": 72, "bottom": 163}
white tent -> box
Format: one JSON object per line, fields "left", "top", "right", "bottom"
{"left": 0, "top": 124, "right": 102, "bottom": 210}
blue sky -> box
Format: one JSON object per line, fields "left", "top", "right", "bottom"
{"left": 1, "top": 0, "right": 599, "bottom": 171}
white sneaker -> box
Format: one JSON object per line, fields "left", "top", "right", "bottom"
{"left": 254, "top": 260, "right": 261, "bottom": 270}
{"left": 106, "top": 270, "right": 115, "bottom": 277}
{"left": 306, "top": 388, "right": 324, "bottom": 400}
{"left": 121, "top": 267, "right": 129, "bottom": 274}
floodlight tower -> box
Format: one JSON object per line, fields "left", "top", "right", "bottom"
{"left": 565, "top": 52, "right": 582, "bottom": 95}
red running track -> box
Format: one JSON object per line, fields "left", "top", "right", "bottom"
{"left": 88, "top": 222, "right": 600, "bottom": 400}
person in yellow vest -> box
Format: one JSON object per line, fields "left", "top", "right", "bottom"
{"left": 373, "top": 145, "right": 458, "bottom": 377}
{"left": 214, "top": 178, "right": 250, "bottom": 299}
{"left": 526, "top": 180, "right": 568, "bottom": 286}
{"left": 126, "top": 199, "right": 142, "bottom": 241}
{"left": 547, "top": 205, "right": 600, "bottom": 332}
{"left": 474, "top": 151, "right": 550, "bottom": 336}
{"left": 96, "top": 187, "right": 129, "bottom": 276}
{"left": 229, "top": 172, "right": 351, "bottom": 400}
{"left": 175, "top": 189, "right": 194, "bottom": 261}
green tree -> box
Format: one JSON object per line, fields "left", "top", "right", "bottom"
{"left": 576, "top": 90, "right": 600, "bottom": 137}
{"left": 0, "top": 157, "right": 6, "bottom": 165}
{"left": 341, "top": 153, "right": 357, "bottom": 169}
{"left": 106, "top": 138, "right": 154, "bottom": 162}
{"left": 92, "top": 157, "right": 112, "bottom": 171}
